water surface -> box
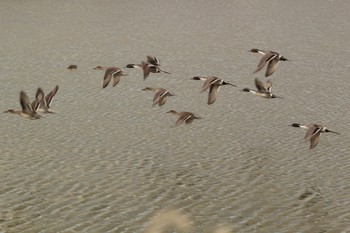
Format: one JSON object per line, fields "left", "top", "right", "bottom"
{"left": 1, "top": 1, "right": 350, "bottom": 232}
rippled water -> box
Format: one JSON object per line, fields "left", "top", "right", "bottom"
{"left": 1, "top": 1, "right": 350, "bottom": 232}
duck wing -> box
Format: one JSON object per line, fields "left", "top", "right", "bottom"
{"left": 208, "top": 84, "right": 221, "bottom": 105}
{"left": 142, "top": 62, "right": 151, "bottom": 80}
{"left": 201, "top": 76, "right": 217, "bottom": 92}
{"left": 265, "top": 79, "right": 273, "bottom": 92}
{"left": 32, "top": 88, "right": 44, "bottom": 112}
{"left": 309, "top": 132, "right": 322, "bottom": 149}
{"left": 175, "top": 112, "right": 192, "bottom": 126}
{"left": 103, "top": 67, "right": 115, "bottom": 88}
{"left": 45, "top": 85, "right": 59, "bottom": 107}
{"left": 20, "top": 91, "right": 33, "bottom": 113}
{"left": 158, "top": 96, "right": 167, "bottom": 106}
{"left": 265, "top": 57, "right": 280, "bottom": 77}
{"left": 146, "top": 56, "right": 160, "bottom": 66}
{"left": 304, "top": 125, "right": 321, "bottom": 141}
{"left": 112, "top": 76, "right": 122, "bottom": 87}
{"left": 153, "top": 89, "right": 167, "bottom": 106}
{"left": 254, "top": 52, "right": 276, "bottom": 74}
{"left": 254, "top": 78, "right": 273, "bottom": 93}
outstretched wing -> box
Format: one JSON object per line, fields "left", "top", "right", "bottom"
{"left": 158, "top": 96, "right": 167, "bottom": 106}
{"left": 20, "top": 91, "right": 33, "bottom": 113}
{"left": 45, "top": 85, "right": 59, "bottom": 107}
{"left": 304, "top": 125, "right": 321, "bottom": 141}
{"left": 254, "top": 52, "right": 276, "bottom": 74}
{"left": 208, "top": 84, "right": 221, "bottom": 105}
{"left": 32, "top": 88, "right": 44, "bottom": 112}
{"left": 103, "top": 67, "right": 115, "bottom": 88}
{"left": 175, "top": 113, "right": 192, "bottom": 126}
{"left": 201, "top": 76, "right": 217, "bottom": 92}
{"left": 265, "top": 58, "right": 280, "bottom": 77}
{"left": 112, "top": 76, "right": 122, "bottom": 87}
{"left": 146, "top": 55, "right": 160, "bottom": 66}
{"left": 254, "top": 78, "right": 273, "bottom": 93}
{"left": 309, "top": 132, "right": 321, "bottom": 149}
{"left": 152, "top": 89, "right": 166, "bottom": 105}
{"left": 142, "top": 62, "right": 151, "bottom": 80}
{"left": 265, "top": 79, "right": 273, "bottom": 92}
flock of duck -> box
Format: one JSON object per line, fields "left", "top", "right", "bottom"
{"left": 4, "top": 49, "right": 340, "bottom": 149}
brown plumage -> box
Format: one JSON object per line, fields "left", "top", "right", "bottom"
{"left": 35, "top": 85, "right": 59, "bottom": 113}
{"left": 125, "top": 56, "right": 170, "bottom": 80}
{"left": 142, "top": 87, "right": 175, "bottom": 106}
{"left": 242, "top": 78, "right": 278, "bottom": 99}
{"left": 4, "top": 88, "right": 44, "bottom": 120}
{"left": 167, "top": 110, "right": 202, "bottom": 127}
{"left": 67, "top": 65, "right": 77, "bottom": 70}
{"left": 250, "top": 48, "right": 290, "bottom": 77}
{"left": 102, "top": 67, "right": 127, "bottom": 88}
{"left": 192, "top": 76, "right": 236, "bottom": 105}
{"left": 291, "top": 123, "right": 340, "bottom": 149}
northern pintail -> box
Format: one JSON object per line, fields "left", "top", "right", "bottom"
{"left": 4, "top": 88, "right": 44, "bottom": 120}
{"left": 102, "top": 67, "right": 127, "bottom": 88}
{"left": 250, "top": 48, "right": 290, "bottom": 77}
{"left": 125, "top": 56, "right": 170, "bottom": 80}
{"left": 142, "top": 87, "right": 175, "bottom": 106}
{"left": 167, "top": 110, "right": 202, "bottom": 127}
{"left": 93, "top": 66, "right": 107, "bottom": 70}
{"left": 125, "top": 61, "right": 171, "bottom": 80}
{"left": 291, "top": 123, "right": 340, "bottom": 149}
{"left": 67, "top": 65, "right": 77, "bottom": 70}
{"left": 192, "top": 76, "right": 236, "bottom": 105}
{"left": 242, "top": 78, "right": 279, "bottom": 98}
{"left": 35, "top": 85, "right": 59, "bottom": 113}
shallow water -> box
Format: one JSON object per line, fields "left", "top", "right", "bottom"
{"left": 1, "top": 1, "right": 350, "bottom": 232}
